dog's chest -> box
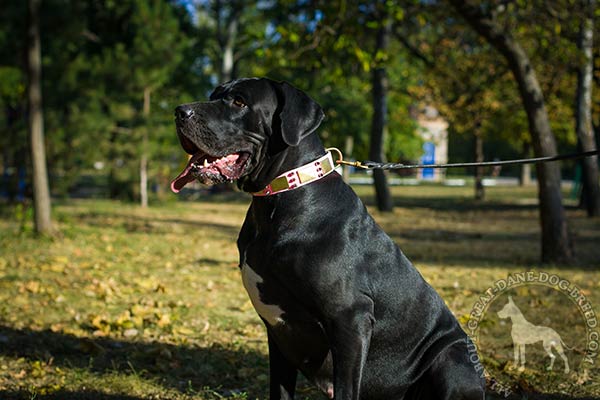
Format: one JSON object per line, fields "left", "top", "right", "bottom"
{"left": 241, "top": 263, "right": 285, "bottom": 326}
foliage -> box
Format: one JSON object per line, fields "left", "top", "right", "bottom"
{"left": 194, "top": 0, "right": 274, "bottom": 82}
{"left": 254, "top": 1, "right": 424, "bottom": 161}
{"left": 392, "top": 0, "right": 588, "bottom": 173}
{"left": 2, "top": 0, "right": 597, "bottom": 201}
{"left": 1, "top": 0, "right": 200, "bottom": 200}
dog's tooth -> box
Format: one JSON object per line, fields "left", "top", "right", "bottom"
{"left": 204, "top": 159, "right": 209, "bottom": 168}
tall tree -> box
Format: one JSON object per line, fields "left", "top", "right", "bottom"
{"left": 261, "top": 3, "right": 422, "bottom": 165}
{"left": 2, "top": 0, "right": 202, "bottom": 204}
{"left": 140, "top": 87, "right": 150, "bottom": 208}
{"left": 214, "top": 0, "right": 241, "bottom": 82}
{"left": 370, "top": 9, "right": 393, "bottom": 212}
{"left": 394, "top": 4, "right": 515, "bottom": 201}
{"left": 449, "top": 0, "right": 573, "bottom": 263}
{"left": 27, "top": 0, "right": 53, "bottom": 234}
{"left": 0, "top": 2, "right": 27, "bottom": 202}
{"left": 197, "top": 0, "right": 269, "bottom": 83}
{"left": 575, "top": 0, "right": 600, "bottom": 216}
{"left": 263, "top": 1, "right": 427, "bottom": 211}
{"left": 130, "top": 0, "right": 187, "bottom": 207}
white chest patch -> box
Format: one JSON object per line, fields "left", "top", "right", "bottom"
{"left": 241, "top": 263, "right": 285, "bottom": 326}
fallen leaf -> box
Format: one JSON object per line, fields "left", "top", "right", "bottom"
{"left": 123, "top": 328, "right": 139, "bottom": 337}
{"left": 157, "top": 313, "right": 171, "bottom": 328}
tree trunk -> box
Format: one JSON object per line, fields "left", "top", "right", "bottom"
{"left": 108, "top": 130, "right": 118, "bottom": 198}
{"left": 473, "top": 126, "right": 484, "bottom": 200}
{"left": 576, "top": 0, "right": 600, "bottom": 217}
{"left": 520, "top": 142, "right": 532, "bottom": 186}
{"left": 343, "top": 135, "right": 354, "bottom": 184}
{"left": 221, "top": 14, "right": 238, "bottom": 82}
{"left": 28, "top": 0, "right": 53, "bottom": 234}
{"left": 369, "top": 16, "right": 393, "bottom": 212}
{"left": 140, "top": 87, "right": 151, "bottom": 208}
{"left": 215, "top": 0, "right": 240, "bottom": 83}
{"left": 449, "top": 0, "right": 573, "bottom": 263}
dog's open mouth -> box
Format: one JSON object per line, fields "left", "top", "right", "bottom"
{"left": 170, "top": 151, "right": 250, "bottom": 193}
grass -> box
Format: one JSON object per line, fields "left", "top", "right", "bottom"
{"left": 0, "top": 184, "right": 599, "bottom": 399}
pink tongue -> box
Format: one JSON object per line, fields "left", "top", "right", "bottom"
{"left": 170, "top": 153, "right": 204, "bottom": 193}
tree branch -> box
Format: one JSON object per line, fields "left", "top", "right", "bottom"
{"left": 392, "top": 28, "right": 435, "bottom": 69}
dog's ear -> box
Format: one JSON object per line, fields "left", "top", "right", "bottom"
{"left": 277, "top": 82, "right": 325, "bottom": 146}
{"left": 209, "top": 82, "right": 229, "bottom": 100}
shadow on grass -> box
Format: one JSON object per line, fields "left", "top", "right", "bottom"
{"left": 359, "top": 195, "right": 600, "bottom": 269}
{"left": 388, "top": 227, "right": 539, "bottom": 243}
{"left": 0, "top": 325, "right": 268, "bottom": 398}
{"left": 177, "top": 188, "right": 251, "bottom": 204}
{"left": 1, "top": 327, "right": 597, "bottom": 400}
{"left": 0, "top": 390, "right": 597, "bottom": 400}
{"left": 394, "top": 230, "right": 599, "bottom": 269}
{"left": 66, "top": 210, "right": 241, "bottom": 238}
{"left": 0, "top": 389, "right": 146, "bottom": 400}
{"left": 360, "top": 193, "right": 543, "bottom": 213}
{"left": 488, "top": 393, "right": 600, "bottom": 400}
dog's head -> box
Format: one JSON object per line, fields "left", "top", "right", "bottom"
{"left": 171, "top": 78, "right": 325, "bottom": 193}
{"left": 497, "top": 295, "right": 517, "bottom": 319}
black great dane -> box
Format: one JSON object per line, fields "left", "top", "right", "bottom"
{"left": 171, "top": 78, "right": 485, "bottom": 400}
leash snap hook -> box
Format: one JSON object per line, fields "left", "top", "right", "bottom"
{"left": 326, "top": 147, "right": 370, "bottom": 169}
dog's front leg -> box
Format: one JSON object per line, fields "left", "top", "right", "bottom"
{"left": 267, "top": 330, "right": 297, "bottom": 400}
{"left": 327, "top": 304, "right": 374, "bottom": 400}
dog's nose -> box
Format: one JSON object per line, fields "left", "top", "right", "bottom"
{"left": 175, "top": 105, "right": 194, "bottom": 120}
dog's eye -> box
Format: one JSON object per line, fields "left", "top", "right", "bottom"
{"left": 232, "top": 97, "right": 247, "bottom": 108}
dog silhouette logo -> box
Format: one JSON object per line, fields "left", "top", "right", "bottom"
{"left": 466, "top": 272, "right": 598, "bottom": 397}
{"left": 497, "top": 295, "right": 570, "bottom": 373}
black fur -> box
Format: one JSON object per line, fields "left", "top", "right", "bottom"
{"left": 174, "top": 78, "right": 485, "bottom": 400}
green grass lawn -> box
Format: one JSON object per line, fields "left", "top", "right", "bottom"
{"left": 0, "top": 184, "right": 599, "bottom": 399}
